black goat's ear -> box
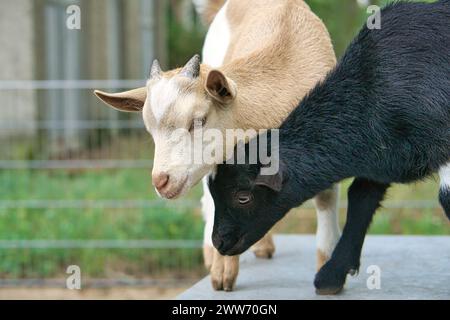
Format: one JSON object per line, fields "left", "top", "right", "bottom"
{"left": 254, "top": 169, "right": 283, "bottom": 192}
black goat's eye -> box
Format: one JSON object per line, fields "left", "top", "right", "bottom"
{"left": 235, "top": 191, "right": 253, "bottom": 206}
{"left": 189, "top": 117, "right": 207, "bottom": 132}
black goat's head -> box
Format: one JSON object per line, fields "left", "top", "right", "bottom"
{"left": 208, "top": 135, "right": 292, "bottom": 256}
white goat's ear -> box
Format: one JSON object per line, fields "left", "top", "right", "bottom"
{"left": 254, "top": 169, "right": 283, "bottom": 192}
{"left": 94, "top": 87, "right": 147, "bottom": 112}
{"left": 205, "top": 70, "right": 236, "bottom": 104}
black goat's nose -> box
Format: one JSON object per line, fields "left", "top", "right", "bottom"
{"left": 213, "top": 231, "right": 240, "bottom": 255}
{"left": 215, "top": 239, "right": 224, "bottom": 251}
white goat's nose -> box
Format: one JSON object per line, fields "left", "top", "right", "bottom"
{"left": 152, "top": 172, "right": 169, "bottom": 191}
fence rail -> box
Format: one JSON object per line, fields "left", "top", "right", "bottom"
{"left": 0, "top": 120, "right": 145, "bottom": 130}
{"left": 0, "top": 199, "right": 198, "bottom": 209}
{"left": 0, "top": 278, "right": 198, "bottom": 289}
{"left": 0, "top": 80, "right": 145, "bottom": 90}
{"left": 0, "top": 199, "right": 441, "bottom": 210}
{"left": 0, "top": 160, "right": 153, "bottom": 170}
{"left": 0, "top": 239, "right": 202, "bottom": 249}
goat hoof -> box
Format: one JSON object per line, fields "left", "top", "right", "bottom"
{"left": 210, "top": 254, "right": 239, "bottom": 292}
{"left": 314, "top": 261, "right": 348, "bottom": 296}
{"left": 211, "top": 278, "right": 224, "bottom": 291}
{"left": 222, "top": 274, "right": 237, "bottom": 292}
{"left": 253, "top": 248, "right": 274, "bottom": 259}
{"left": 223, "top": 282, "right": 234, "bottom": 292}
{"left": 211, "top": 279, "right": 223, "bottom": 291}
{"left": 211, "top": 274, "right": 237, "bottom": 292}
{"left": 315, "top": 286, "right": 343, "bottom": 296}
{"left": 251, "top": 234, "right": 275, "bottom": 259}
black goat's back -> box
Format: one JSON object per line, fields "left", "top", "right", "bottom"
{"left": 281, "top": 0, "right": 450, "bottom": 185}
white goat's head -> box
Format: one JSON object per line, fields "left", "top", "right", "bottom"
{"left": 95, "top": 55, "right": 237, "bottom": 199}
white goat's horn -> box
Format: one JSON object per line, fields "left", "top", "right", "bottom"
{"left": 150, "top": 59, "right": 162, "bottom": 79}
{"left": 180, "top": 54, "right": 201, "bottom": 79}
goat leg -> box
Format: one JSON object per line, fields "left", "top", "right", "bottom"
{"left": 314, "top": 178, "right": 389, "bottom": 295}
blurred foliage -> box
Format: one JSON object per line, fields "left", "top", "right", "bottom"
{"left": 167, "top": 3, "right": 206, "bottom": 68}
{"left": 166, "top": 0, "right": 437, "bottom": 64}
{"left": 306, "top": 0, "right": 369, "bottom": 58}
{"left": 0, "top": 169, "right": 205, "bottom": 278}
{"left": 307, "top": 0, "right": 437, "bottom": 57}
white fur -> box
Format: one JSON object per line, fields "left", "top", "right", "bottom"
{"left": 439, "top": 163, "right": 450, "bottom": 189}
{"left": 202, "top": 177, "right": 215, "bottom": 247}
{"left": 150, "top": 78, "right": 180, "bottom": 124}
{"left": 315, "top": 186, "right": 341, "bottom": 259}
{"left": 147, "top": 0, "right": 230, "bottom": 185}
{"left": 202, "top": 1, "right": 230, "bottom": 68}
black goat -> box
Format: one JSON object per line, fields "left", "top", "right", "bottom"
{"left": 208, "top": 0, "right": 450, "bottom": 295}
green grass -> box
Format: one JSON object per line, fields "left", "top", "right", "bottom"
{"left": 0, "top": 169, "right": 448, "bottom": 279}
{"left": 275, "top": 178, "right": 450, "bottom": 236}
{"left": 369, "top": 180, "right": 449, "bottom": 235}
{"left": 0, "top": 169, "right": 205, "bottom": 279}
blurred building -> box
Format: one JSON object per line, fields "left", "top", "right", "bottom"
{"left": 0, "top": 0, "right": 168, "bottom": 153}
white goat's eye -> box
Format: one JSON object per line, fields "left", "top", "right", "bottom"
{"left": 235, "top": 191, "right": 253, "bottom": 206}
{"left": 189, "top": 117, "right": 207, "bottom": 132}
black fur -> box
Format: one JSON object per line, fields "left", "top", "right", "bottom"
{"left": 208, "top": 0, "right": 450, "bottom": 294}
{"left": 439, "top": 187, "right": 450, "bottom": 220}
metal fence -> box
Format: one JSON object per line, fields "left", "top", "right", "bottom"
{"left": 0, "top": 80, "right": 205, "bottom": 290}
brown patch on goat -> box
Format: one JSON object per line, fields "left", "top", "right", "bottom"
{"left": 314, "top": 188, "right": 338, "bottom": 211}
{"left": 317, "top": 249, "right": 330, "bottom": 271}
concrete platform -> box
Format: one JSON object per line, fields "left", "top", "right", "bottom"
{"left": 178, "top": 235, "right": 450, "bottom": 300}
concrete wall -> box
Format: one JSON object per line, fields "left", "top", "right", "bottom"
{"left": 0, "top": 0, "right": 36, "bottom": 137}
